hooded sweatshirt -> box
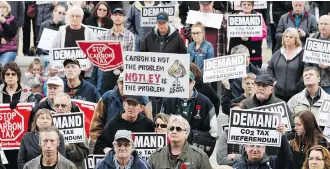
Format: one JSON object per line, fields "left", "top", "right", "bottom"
{"left": 64, "top": 79, "right": 100, "bottom": 103}
{"left": 93, "top": 111, "right": 154, "bottom": 154}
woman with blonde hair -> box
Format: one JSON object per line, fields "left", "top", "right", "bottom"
{"left": 267, "top": 27, "right": 305, "bottom": 102}
{"left": 302, "top": 145, "right": 330, "bottom": 169}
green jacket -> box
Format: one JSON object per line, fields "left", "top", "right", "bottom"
{"left": 148, "top": 141, "right": 212, "bottom": 169}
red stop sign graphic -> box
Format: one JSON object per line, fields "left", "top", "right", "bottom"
{"left": 78, "top": 41, "right": 123, "bottom": 71}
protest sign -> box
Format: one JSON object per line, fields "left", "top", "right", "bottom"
{"left": 94, "top": 155, "right": 105, "bottom": 167}
{"left": 85, "top": 155, "right": 94, "bottom": 169}
{"left": 317, "top": 99, "right": 330, "bottom": 126}
{"left": 77, "top": 41, "right": 123, "bottom": 71}
{"left": 72, "top": 99, "right": 96, "bottom": 138}
{"left": 228, "top": 109, "right": 282, "bottom": 147}
{"left": 227, "top": 14, "right": 263, "bottom": 37}
{"left": 251, "top": 102, "right": 292, "bottom": 131}
{"left": 0, "top": 103, "right": 34, "bottom": 150}
{"left": 36, "top": 1, "right": 52, "bottom": 5}
{"left": 233, "top": 1, "right": 267, "bottom": 10}
{"left": 203, "top": 54, "right": 246, "bottom": 83}
{"left": 85, "top": 25, "right": 109, "bottom": 37}
{"left": 123, "top": 52, "right": 190, "bottom": 98}
{"left": 37, "top": 28, "right": 58, "bottom": 50}
{"left": 186, "top": 10, "right": 223, "bottom": 29}
{"left": 323, "top": 113, "right": 330, "bottom": 142}
{"left": 222, "top": 124, "right": 229, "bottom": 132}
{"left": 49, "top": 47, "right": 92, "bottom": 71}
{"left": 133, "top": 133, "right": 167, "bottom": 161}
{"left": 0, "top": 145, "right": 8, "bottom": 164}
{"left": 141, "top": 6, "right": 175, "bottom": 27}
{"left": 53, "top": 112, "right": 85, "bottom": 144}
{"left": 303, "top": 38, "right": 330, "bottom": 66}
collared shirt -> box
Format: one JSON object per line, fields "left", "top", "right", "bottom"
{"left": 305, "top": 87, "right": 321, "bottom": 106}
{"left": 99, "top": 28, "right": 135, "bottom": 51}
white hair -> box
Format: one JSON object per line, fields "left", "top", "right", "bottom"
{"left": 54, "top": 92, "right": 71, "bottom": 103}
{"left": 65, "top": 6, "right": 84, "bottom": 24}
{"left": 168, "top": 115, "right": 190, "bottom": 136}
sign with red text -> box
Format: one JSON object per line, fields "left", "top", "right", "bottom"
{"left": 72, "top": 99, "right": 96, "bottom": 138}
{"left": 0, "top": 103, "right": 34, "bottom": 150}
{"left": 123, "top": 52, "right": 190, "bottom": 98}
{"left": 77, "top": 41, "right": 124, "bottom": 71}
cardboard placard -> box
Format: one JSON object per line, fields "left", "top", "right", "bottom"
{"left": 317, "top": 99, "right": 330, "bottom": 126}
{"left": 53, "top": 112, "right": 85, "bottom": 143}
{"left": 303, "top": 38, "right": 330, "bottom": 66}
{"left": 227, "top": 14, "right": 263, "bottom": 37}
{"left": 141, "top": 6, "right": 175, "bottom": 27}
{"left": 133, "top": 133, "right": 167, "bottom": 161}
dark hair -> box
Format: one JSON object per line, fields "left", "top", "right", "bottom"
{"left": 190, "top": 62, "right": 201, "bottom": 80}
{"left": 291, "top": 110, "right": 328, "bottom": 152}
{"left": 302, "top": 145, "right": 330, "bottom": 169}
{"left": 39, "top": 126, "right": 60, "bottom": 141}
{"left": 303, "top": 66, "right": 320, "bottom": 77}
{"left": 91, "top": 1, "right": 111, "bottom": 19}
{"left": 2, "top": 62, "right": 21, "bottom": 85}
{"left": 31, "top": 109, "right": 53, "bottom": 133}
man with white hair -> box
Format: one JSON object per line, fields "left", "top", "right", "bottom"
{"left": 148, "top": 115, "right": 212, "bottom": 169}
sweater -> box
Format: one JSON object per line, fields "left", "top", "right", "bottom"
{"left": 64, "top": 79, "right": 100, "bottom": 103}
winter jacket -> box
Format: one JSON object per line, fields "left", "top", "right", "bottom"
{"left": 275, "top": 10, "right": 318, "bottom": 51}
{"left": 288, "top": 88, "right": 330, "bottom": 117}
{"left": 221, "top": 86, "right": 247, "bottom": 116}
{"left": 37, "top": 19, "right": 65, "bottom": 44}
{"left": 7, "top": 1, "right": 25, "bottom": 27}
{"left": 66, "top": 141, "right": 89, "bottom": 169}
{"left": 272, "top": 2, "right": 292, "bottom": 26}
{"left": 18, "top": 132, "right": 66, "bottom": 169}
{"left": 161, "top": 90, "right": 218, "bottom": 137}
{"left": 89, "top": 87, "right": 148, "bottom": 143}
{"left": 36, "top": 2, "right": 67, "bottom": 26}
{"left": 233, "top": 135, "right": 292, "bottom": 169}
{"left": 28, "top": 98, "right": 81, "bottom": 131}
{"left": 0, "top": 153, "right": 4, "bottom": 169}
{"left": 267, "top": 47, "right": 305, "bottom": 99}
{"left": 0, "top": 14, "right": 18, "bottom": 54}
{"left": 0, "top": 83, "right": 31, "bottom": 103}
{"left": 93, "top": 112, "right": 154, "bottom": 154}
{"left": 95, "top": 150, "right": 151, "bottom": 169}
{"left": 64, "top": 79, "right": 100, "bottom": 103}
{"left": 229, "top": 11, "right": 267, "bottom": 67}
{"left": 195, "top": 77, "right": 220, "bottom": 116}
{"left": 309, "top": 2, "right": 330, "bottom": 18}
{"left": 23, "top": 153, "right": 76, "bottom": 169}
{"left": 188, "top": 40, "right": 214, "bottom": 74}
{"left": 216, "top": 130, "right": 243, "bottom": 166}
{"left": 306, "top": 32, "right": 330, "bottom": 88}
{"left": 140, "top": 24, "right": 187, "bottom": 54}
{"left": 84, "top": 16, "right": 113, "bottom": 29}
{"left": 148, "top": 141, "right": 212, "bottom": 169}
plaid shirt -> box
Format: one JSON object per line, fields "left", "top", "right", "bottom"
{"left": 183, "top": 9, "right": 227, "bottom": 57}
{"left": 98, "top": 28, "right": 135, "bottom": 51}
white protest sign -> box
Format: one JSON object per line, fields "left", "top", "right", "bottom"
{"left": 228, "top": 109, "right": 282, "bottom": 147}
{"left": 37, "top": 28, "right": 58, "bottom": 50}
{"left": 49, "top": 47, "right": 92, "bottom": 71}
{"left": 186, "top": 10, "right": 223, "bottom": 29}
{"left": 251, "top": 102, "right": 292, "bottom": 131}
{"left": 85, "top": 25, "right": 109, "bottom": 37}
{"left": 303, "top": 38, "right": 330, "bottom": 66}
{"left": 133, "top": 133, "right": 167, "bottom": 161}
{"left": 141, "top": 6, "right": 175, "bottom": 27}
{"left": 36, "top": 1, "right": 52, "bottom": 5}
{"left": 84, "top": 155, "right": 94, "bottom": 169}
{"left": 323, "top": 114, "right": 330, "bottom": 142}
{"left": 123, "top": 51, "right": 190, "bottom": 98}
{"left": 317, "top": 99, "right": 330, "bottom": 126}
{"left": 203, "top": 54, "right": 246, "bottom": 83}
{"left": 0, "top": 145, "right": 8, "bottom": 165}
{"left": 233, "top": 1, "right": 267, "bottom": 10}
{"left": 53, "top": 112, "right": 85, "bottom": 144}
{"left": 93, "top": 155, "right": 105, "bottom": 168}
{"left": 227, "top": 14, "right": 263, "bottom": 37}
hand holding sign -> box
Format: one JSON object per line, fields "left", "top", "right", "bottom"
{"left": 276, "top": 124, "right": 286, "bottom": 136}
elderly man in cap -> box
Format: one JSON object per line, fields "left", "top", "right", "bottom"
{"left": 63, "top": 59, "right": 100, "bottom": 103}
{"left": 93, "top": 95, "right": 154, "bottom": 155}
{"left": 89, "top": 73, "right": 152, "bottom": 152}
{"left": 28, "top": 76, "right": 81, "bottom": 131}
{"left": 95, "top": 130, "right": 151, "bottom": 169}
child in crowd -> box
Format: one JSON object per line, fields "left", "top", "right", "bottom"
{"left": 26, "top": 58, "right": 47, "bottom": 103}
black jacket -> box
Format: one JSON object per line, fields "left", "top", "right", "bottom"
{"left": 272, "top": 2, "right": 292, "bottom": 26}
{"left": 0, "top": 153, "right": 5, "bottom": 169}
{"left": 140, "top": 24, "right": 187, "bottom": 54}
{"left": 28, "top": 98, "right": 81, "bottom": 131}
{"left": 8, "top": 1, "right": 24, "bottom": 27}
{"left": 84, "top": 16, "right": 113, "bottom": 29}
{"left": 233, "top": 136, "right": 292, "bottom": 169}
{"left": 17, "top": 132, "right": 66, "bottom": 169}
{"left": 221, "top": 87, "right": 247, "bottom": 116}
{"left": 37, "top": 19, "right": 65, "bottom": 44}
{"left": 93, "top": 111, "right": 154, "bottom": 154}
{"left": 195, "top": 77, "right": 220, "bottom": 116}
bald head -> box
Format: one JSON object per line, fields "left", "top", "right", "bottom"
{"left": 292, "top": 1, "right": 305, "bottom": 16}
{"left": 319, "top": 15, "right": 330, "bottom": 38}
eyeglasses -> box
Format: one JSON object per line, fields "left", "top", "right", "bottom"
{"left": 192, "top": 32, "right": 202, "bottom": 35}
{"left": 247, "top": 145, "right": 265, "bottom": 149}
{"left": 98, "top": 8, "right": 107, "bottom": 12}
{"left": 154, "top": 123, "right": 167, "bottom": 128}
{"left": 168, "top": 126, "right": 186, "bottom": 132}
{"left": 308, "top": 157, "right": 324, "bottom": 161}
{"left": 54, "top": 104, "right": 68, "bottom": 108}
{"left": 5, "top": 73, "right": 17, "bottom": 76}
{"left": 58, "top": 11, "right": 66, "bottom": 15}
{"left": 114, "top": 142, "right": 132, "bottom": 148}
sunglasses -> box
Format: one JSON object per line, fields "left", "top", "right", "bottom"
{"left": 98, "top": 8, "right": 107, "bottom": 12}
{"left": 5, "top": 73, "right": 17, "bottom": 76}
{"left": 54, "top": 104, "right": 68, "bottom": 108}
{"left": 168, "top": 126, "right": 186, "bottom": 132}
{"left": 154, "top": 123, "right": 167, "bottom": 128}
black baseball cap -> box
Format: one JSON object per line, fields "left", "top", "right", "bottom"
{"left": 156, "top": 12, "right": 169, "bottom": 22}
{"left": 63, "top": 59, "right": 80, "bottom": 67}
{"left": 124, "top": 95, "right": 144, "bottom": 105}
{"left": 255, "top": 74, "right": 274, "bottom": 86}
{"left": 199, "top": 1, "right": 212, "bottom": 5}
{"left": 112, "top": 8, "right": 126, "bottom": 15}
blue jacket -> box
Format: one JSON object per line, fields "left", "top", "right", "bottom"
{"left": 64, "top": 79, "right": 100, "bottom": 103}
{"left": 95, "top": 150, "right": 151, "bottom": 169}
{"left": 188, "top": 40, "right": 214, "bottom": 74}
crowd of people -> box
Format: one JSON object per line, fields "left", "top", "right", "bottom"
{"left": 0, "top": 1, "right": 330, "bottom": 169}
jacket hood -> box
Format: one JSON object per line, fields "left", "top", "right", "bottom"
{"left": 152, "top": 24, "right": 177, "bottom": 37}
{"left": 114, "top": 110, "right": 147, "bottom": 123}
{"left": 240, "top": 151, "right": 270, "bottom": 165}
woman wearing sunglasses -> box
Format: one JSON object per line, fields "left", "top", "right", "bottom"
{"left": 148, "top": 115, "right": 212, "bottom": 169}
{"left": 154, "top": 113, "right": 169, "bottom": 133}
{"left": 302, "top": 145, "right": 330, "bottom": 169}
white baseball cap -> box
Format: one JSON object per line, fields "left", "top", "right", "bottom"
{"left": 47, "top": 76, "right": 64, "bottom": 87}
